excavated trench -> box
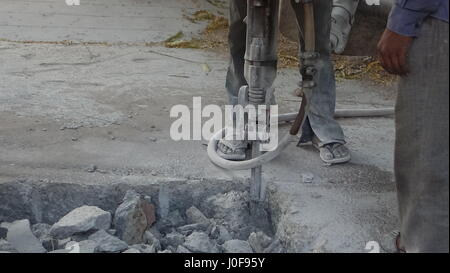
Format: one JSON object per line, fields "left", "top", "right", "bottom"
{"left": 0, "top": 178, "right": 287, "bottom": 253}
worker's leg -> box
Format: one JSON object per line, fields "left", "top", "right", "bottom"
{"left": 291, "top": 0, "right": 348, "bottom": 163}
{"left": 225, "top": 0, "right": 247, "bottom": 106}
{"left": 219, "top": 0, "right": 249, "bottom": 160}
{"left": 395, "top": 18, "right": 449, "bottom": 253}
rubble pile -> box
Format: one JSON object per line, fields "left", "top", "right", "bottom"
{"left": 0, "top": 190, "right": 284, "bottom": 253}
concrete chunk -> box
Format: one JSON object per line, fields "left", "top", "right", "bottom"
{"left": 88, "top": 230, "right": 128, "bottom": 253}
{"left": 7, "top": 219, "right": 46, "bottom": 253}
{"left": 222, "top": 240, "right": 253, "bottom": 253}
{"left": 114, "top": 190, "right": 154, "bottom": 245}
{"left": 248, "top": 231, "right": 273, "bottom": 253}
{"left": 50, "top": 206, "right": 111, "bottom": 239}
{"left": 0, "top": 239, "right": 17, "bottom": 253}
{"left": 183, "top": 232, "right": 219, "bottom": 253}
{"left": 186, "top": 206, "right": 209, "bottom": 225}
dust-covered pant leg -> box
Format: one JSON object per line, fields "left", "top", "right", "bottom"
{"left": 226, "top": 0, "right": 247, "bottom": 106}
{"left": 395, "top": 18, "right": 449, "bottom": 253}
{"left": 226, "top": 0, "right": 345, "bottom": 146}
{"left": 291, "top": 0, "right": 345, "bottom": 146}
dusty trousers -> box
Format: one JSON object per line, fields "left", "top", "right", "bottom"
{"left": 395, "top": 17, "right": 449, "bottom": 253}
{"left": 226, "top": 0, "right": 346, "bottom": 146}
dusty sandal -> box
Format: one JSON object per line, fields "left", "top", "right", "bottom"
{"left": 313, "top": 138, "right": 351, "bottom": 164}
{"left": 217, "top": 139, "right": 248, "bottom": 161}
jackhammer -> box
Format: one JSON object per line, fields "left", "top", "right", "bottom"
{"left": 207, "top": 0, "right": 317, "bottom": 202}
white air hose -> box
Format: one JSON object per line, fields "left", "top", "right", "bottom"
{"left": 207, "top": 128, "right": 296, "bottom": 170}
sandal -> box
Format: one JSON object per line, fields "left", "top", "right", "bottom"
{"left": 217, "top": 139, "right": 249, "bottom": 161}
{"left": 312, "top": 136, "right": 351, "bottom": 164}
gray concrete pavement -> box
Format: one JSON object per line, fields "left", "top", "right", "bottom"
{"left": 0, "top": 0, "right": 399, "bottom": 252}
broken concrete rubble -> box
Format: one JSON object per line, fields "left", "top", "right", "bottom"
{"left": 66, "top": 240, "right": 97, "bottom": 253}
{"left": 130, "top": 243, "right": 156, "bottom": 253}
{"left": 0, "top": 226, "right": 7, "bottom": 239}
{"left": 50, "top": 206, "right": 111, "bottom": 239}
{"left": 183, "top": 232, "right": 219, "bottom": 253}
{"left": 0, "top": 187, "right": 284, "bottom": 253}
{"left": 177, "top": 245, "right": 192, "bottom": 253}
{"left": 31, "top": 223, "right": 52, "bottom": 238}
{"left": 114, "top": 190, "right": 155, "bottom": 245}
{"left": 161, "top": 231, "right": 185, "bottom": 248}
{"left": 0, "top": 239, "right": 17, "bottom": 253}
{"left": 144, "top": 229, "right": 162, "bottom": 251}
{"left": 248, "top": 231, "right": 273, "bottom": 253}
{"left": 122, "top": 248, "right": 141, "bottom": 253}
{"left": 222, "top": 239, "right": 254, "bottom": 253}
{"left": 186, "top": 206, "right": 211, "bottom": 225}
{"left": 88, "top": 230, "right": 128, "bottom": 253}
{"left": 201, "top": 191, "right": 253, "bottom": 240}
{"left": 6, "top": 219, "right": 46, "bottom": 253}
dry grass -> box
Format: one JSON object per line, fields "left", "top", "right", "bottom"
{"left": 166, "top": 10, "right": 395, "bottom": 85}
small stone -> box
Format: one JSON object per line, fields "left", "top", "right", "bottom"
{"left": 183, "top": 232, "right": 219, "bottom": 253}
{"left": 217, "top": 226, "right": 232, "bottom": 245}
{"left": 302, "top": 172, "right": 314, "bottom": 183}
{"left": 130, "top": 244, "right": 156, "bottom": 253}
{"left": 263, "top": 239, "right": 285, "bottom": 253}
{"left": 86, "top": 165, "right": 97, "bottom": 173}
{"left": 31, "top": 223, "right": 51, "bottom": 238}
{"left": 48, "top": 249, "right": 70, "bottom": 253}
{"left": 186, "top": 206, "right": 210, "bottom": 225}
{"left": 177, "top": 245, "right": 192, "bottom": 253}
{"left": 201, "top": 191, "right": 252, "bottom": 240}
{"left": 7, "top": 219, "right": 46, "bottom": 253}
{"left": 248, "top": 232, "right": 273, "bottom": 253}
{"left": 144, "top": 230, "right": 162, "bottom": 251}
{"left": 312, "top": 239, "right": 328, "bottom": 253}
{"left": 158, "top": 249, "right": 172, "bottom": 253}
{"left": 177, "top": 223, "right": 209, "bottom": 236}
{"left": 65, "top": 240, "right": 97, "bottom": 253}
{"left": 0, "top": 226, "right": 7, "bottom": 239}
{"left": 123, "top": 248, "right": 141, "bottom": 253}
{"left": 57, "top": 238, "right": 72, "bottom": 249}
{"left": 70, "top": 231, "right": 96, "bottom": 242}
{"left": 71, "top": 137, "right": 78, "bottom": 141}
{"left": 166, "top": 210, "right": 185, "bottom": 227}
{"left": 50, "top": 206, "right": 111, "bottom": 239}
{"left": 148, "top": 137, "right": 157, "bottom": 142}
{"left": 88, "top": 230, "right": 128, "bottom": 253}
{"left": 156, "top": 210, "right": 185, "bottom": 234}
{"left": 106, "top": 229, "right": 117, "bottom": 236}
{"left": 151, "top": 170, "right": 157, "bottom": 176}
{"left": 114, "top": 190, "right": 153, "bottom": 245}
{"left": 161, "top": 232, "right": 185, "bottom": 248}
{"left": 0, "top": 222, "right": 11, "bottom": 230}
{"left": 222, "top": 240, "right": 253, "bottom": 253}
{"left": 0, "top": 239, "right": 17, "bottom": 252}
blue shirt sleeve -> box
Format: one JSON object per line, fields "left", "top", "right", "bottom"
{"left": 387, "top": 0, "right": 444, "bottom": 37}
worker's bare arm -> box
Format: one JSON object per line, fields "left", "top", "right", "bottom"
{"left": 377, "top": 29, "right": 413, "bottom": 75}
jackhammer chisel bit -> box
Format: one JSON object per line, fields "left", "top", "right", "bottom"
{"left": 241, "top": 0, "right": 280, "bottom": 202}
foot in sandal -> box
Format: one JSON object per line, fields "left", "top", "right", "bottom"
{"left": 217, "top": 139, "right": 249, "bottom": 161}
{"left": 312, "top": 136, "right": 351, "bottom": 164}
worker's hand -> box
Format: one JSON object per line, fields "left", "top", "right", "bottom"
{"left": 377, "top": 29, "right": 413, "bottom": 75}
